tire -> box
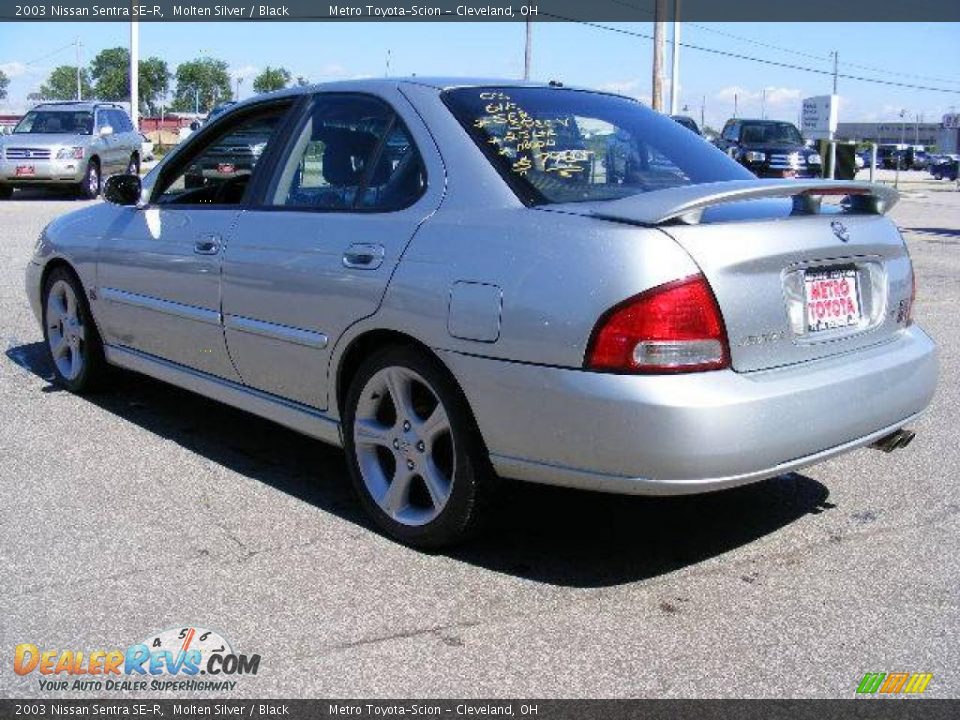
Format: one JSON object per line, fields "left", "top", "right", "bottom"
{"left": 42, "top": 267, "right": 108, "bottom": 393}
{"left": 933, "top": 172, "right": 942, "bottom": 181}
{"left": 342, "top": 345, "right": 497, "bottom": 549}
{"left": 0, "top": 184, "right": 12, "bottom": 199}
{"left": 79, "top": 159, "right": 101, "bottom": 199}
{"left": 126, "top": 153, "right": 140, "bottom": 176}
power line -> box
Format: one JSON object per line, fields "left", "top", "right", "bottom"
{"left": 600, "top": 0, "right": 960, "bottom": 87}
{"left": 542, "top": 14, "right": 960, "bottom": 95}
{"left": 21, "top": 42, "right": 77, "bottom": 68}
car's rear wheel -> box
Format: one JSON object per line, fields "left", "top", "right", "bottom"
{"left": 0, "top": 184, "right": 12, "bottom": 199}
{"left": 42, "top": 267, "right": 108, "bottom": 393}
{"left": 343, "top": 346, "right": 496, "bottom": 549}
{"left": 126, "top": 153, "right": 140, "bottom": 176}
{"left": 79, "top": 159, "right": 100, "bottom": 199}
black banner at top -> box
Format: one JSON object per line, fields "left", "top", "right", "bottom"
{"left": 0, "top": 0, "right": 957, "bottom": 22}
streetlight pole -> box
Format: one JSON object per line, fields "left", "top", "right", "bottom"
{"left": 523, "top": 19, "right": 532, "bottom": 81}
{"left": 895, "top": 109, "right": 906, "bottom": 188}
{"left": 130, "top": 19, "right": 139, "bottom": 131}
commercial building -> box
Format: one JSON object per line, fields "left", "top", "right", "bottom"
{"left": 835, "top": 121, "right": 940, "bottom": 146}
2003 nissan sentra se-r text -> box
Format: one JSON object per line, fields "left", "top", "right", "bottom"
{"left": 25, "top": 79, "right": 938, "bottom": 547}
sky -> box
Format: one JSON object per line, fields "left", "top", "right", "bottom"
{"left": 1, "top": 21, "right": 958, "bottom": 130}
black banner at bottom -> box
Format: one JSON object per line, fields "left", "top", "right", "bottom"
{"left": 2, "top": 699, "right": 959, "bottom": 720}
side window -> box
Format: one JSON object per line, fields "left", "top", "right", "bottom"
{"left": 114, "top": 110, "right": 133, "bottom": 133}
{"left": 722, "top": 122, "right": 738, "bottom": 142}
{"left": 271, "top": 94, "right": 425, "bottom": 211}
{"left": 95, "top": 111, "right": 108, "bottom": 133}
{"left": 153, "top": 105, "right": 289, "bottom": 206}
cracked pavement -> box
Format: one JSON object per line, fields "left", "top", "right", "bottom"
{"left": 1, "top": 175, "right": 958, "bottom": 698}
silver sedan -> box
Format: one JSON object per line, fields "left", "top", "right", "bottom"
{"left": 25, "top": 79, "right": 938, "bottom": 547}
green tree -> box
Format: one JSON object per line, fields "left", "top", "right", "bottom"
{"left": 40, "top": 65, "right": 92, "bottom": 101}
{"left": 139, "top": 57, "right": 170, "bottom": 114}
{"left": 0, "top": 69, "right": 9, "bottom": 99}
{"left": 90, "top": 47, "right": 170, "bottom": 114}
{"left": 252, "top": 66, "right": 292, "bottom": 94}
{"left": 295, "top": 75, "right": 310, "bottom": 87}
{"left": 172, "top": 57, "right": 232, "bottom": 113}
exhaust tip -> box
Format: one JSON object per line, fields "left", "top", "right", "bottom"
{"left": 871, "top": 429, "right": 916, "bottom": 453}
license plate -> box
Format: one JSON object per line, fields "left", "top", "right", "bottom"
{"left": 217, "top": 163, "right": 235, "bottom": 174}
{"left": 804, "top": 267, "right": 862, "bottom": 333}
{"left": 15, "top": 165, "right": 35, "bottom": 176}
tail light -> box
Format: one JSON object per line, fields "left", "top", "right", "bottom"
{"left": 585, "top": 274, "right": 730, "bottom": 373}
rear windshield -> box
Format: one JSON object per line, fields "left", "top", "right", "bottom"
{"left": 443, "top": 87, "right": 751, "bottom": 205}
{"left": 739, "top": 121, "right": 803, "bottom": 146}
{"left": 14, "top": 110, "right": 93, "bottom": 135}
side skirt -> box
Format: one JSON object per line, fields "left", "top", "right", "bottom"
{"left": 104, "top": 344, "right": 343, "bottom": 447}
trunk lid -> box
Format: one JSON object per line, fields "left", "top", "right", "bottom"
{"left": 543, "top": 181, "right": 913, "bottom": 373}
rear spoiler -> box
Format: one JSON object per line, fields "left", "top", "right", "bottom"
{"left": 591, "top": 179, "right": 899, "bottom": 226}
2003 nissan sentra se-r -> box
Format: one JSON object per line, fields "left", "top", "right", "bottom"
{"left": 25, "top": 79, "right": 937, "bottom": 547}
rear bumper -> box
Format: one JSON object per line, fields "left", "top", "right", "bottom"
{"left": 440, "top": 325, "right": 937, "bottom": 495}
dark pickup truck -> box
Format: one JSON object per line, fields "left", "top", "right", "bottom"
{"left": 715, "top": 118, "right": 821, "bottom": 179}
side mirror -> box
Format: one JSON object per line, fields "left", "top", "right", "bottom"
{"left": 99, "top": 125, "right": 114, "bottom": 138}
{"left": 103, "top": 174, "right": 142, "bottom": 206}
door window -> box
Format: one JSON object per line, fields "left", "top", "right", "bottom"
{"left": 270, "top": 94, "right": 425, "bottom": 211}
{"left": 153, "top": 105, "right": 289, "bottom": 206}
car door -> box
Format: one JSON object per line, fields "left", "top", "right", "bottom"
{"left": 95, "top": 100, "right": 295, "bottom": 379}
{"left": 220, "top": 91, "right": 443, "bottom": 409}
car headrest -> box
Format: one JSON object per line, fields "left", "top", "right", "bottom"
{"left": 321, "top": 129, "right": 378, "bottom": 186}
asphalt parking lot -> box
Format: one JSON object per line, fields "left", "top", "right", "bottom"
{"left": 1, "top": 172, "right": 958, "bottom": 699}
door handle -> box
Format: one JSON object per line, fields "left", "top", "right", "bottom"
{"left": 342, "top": 243, "right": 385, "bottom": 270}
{"left": 194, "top": 234, "right": 221, "bottom": 255}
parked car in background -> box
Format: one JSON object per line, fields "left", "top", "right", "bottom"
{"left": 930, "top": 154, "right": 960, "bottom": 181}
{"left": 911, "top": 149, "right": 929, "bottom": 170}
{"left": 0, "top": 101, "right": 142, "bottom": 199}
{"left": 669, "top": 115, "right": 701, "bottom": 136}
{"left": 140, "top": 133, "right": 155, "bottom": 162}
{"left": 715, "top": 118, "right": 821, "bottom": 178}
{"left": 205, "top": 101, "right": 238, "bottom": 125}
{"left": 25, "top": 79, "right": 936, "bottom": 547}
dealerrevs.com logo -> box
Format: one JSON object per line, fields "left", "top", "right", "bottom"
{"left": 14, "top": 626, "right": 261, "bottom": 692}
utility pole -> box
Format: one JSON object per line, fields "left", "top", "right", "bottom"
{"left": 235, "top": 76, "right": 243, "bottom": 101}
{"left": 832, "top": 50, "right": 838, "bottom": 95}
{"left": 130, "top": 19, "right": 139, "bottom": 131}
{"left": 75, "top": 38, "right": 82, "bottom": 101}
{"left": 652, "top": 0, "right": 666, "bottom": 112}
{"left": 761, "top": 88, "right": 766, "bottom": 119}
{"left": 733, "top": 92, "right": 738, "bottom": 118}
{"left": 523, "top": 19, "right": 532, "bottom": 81}
{"left": 700, "top": 94, "right": 705, "bottom": 130}
{"left": 669, "top": 0, "right": 680, "bottom": 115}
{"left": 829, "top": 50, "right": 838, "bottom": 180}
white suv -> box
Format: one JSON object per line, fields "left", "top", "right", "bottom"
{"left": 0, "top": 101, "right": 142, "bottom": 199}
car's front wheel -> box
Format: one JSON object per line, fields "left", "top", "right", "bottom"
{"left": 343, "top": 346, "right": 496, "bottom": 549}
{"left": 0, "top": 184, "right": 12, "bottom": 199}
{"left": 42, "top": 267, "right": 108, "bottom": 393}
{"left": 79, "top": 159, "right": 100, "bottom": 199}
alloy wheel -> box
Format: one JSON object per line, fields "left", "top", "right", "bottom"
{"left": 353, "top": 366, "right": 455, "bottom": 526}
{"left": 46, "top": 279, "right": 86, "bottom": 381}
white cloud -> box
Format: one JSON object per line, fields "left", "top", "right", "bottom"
{"left": 715, "top": 85, "right": 802, "bottom": 107}
{"left": 230, "top": 64, "right": 259, "bottom": 81}
{"left": 598, "top": 78, "right": 651, "bottom": 105}
{"left": 318, "top": 63, "right": 349, "bottom": 79}
{"left": 0, "top": 61, "right": 29, "bottom": 78}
